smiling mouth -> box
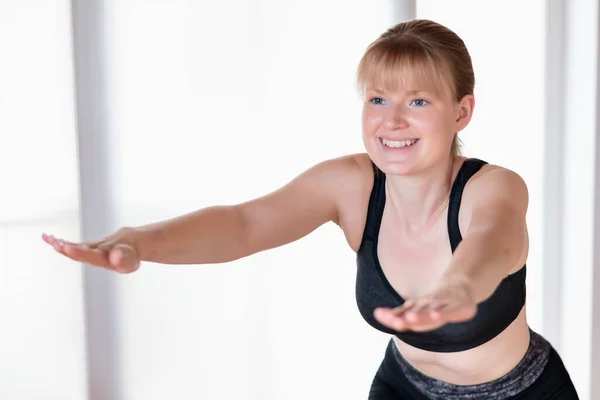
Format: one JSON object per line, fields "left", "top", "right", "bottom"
{"left": 380, "top": 138, "right": 419, "bottom": 148}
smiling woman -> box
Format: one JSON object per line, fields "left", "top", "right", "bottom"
{"left": 44, "top": 16, "right": 580, "bottom": 399}
{"left": 357, "top": 20, "right": 473, "bottom": 163}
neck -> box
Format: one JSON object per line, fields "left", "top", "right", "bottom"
{"left": 385, "top": 157, "right": 459, "bottom": 232}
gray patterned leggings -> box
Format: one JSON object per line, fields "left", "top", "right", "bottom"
{"left": 368, "top": 331, "right": 579, "bottom": 399}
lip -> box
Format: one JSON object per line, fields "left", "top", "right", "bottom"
{"left": 378, "top": 137, "right": 420, "bottom": 151}
{"left": 378, "top": 136, "right": 420, "bottom": 141}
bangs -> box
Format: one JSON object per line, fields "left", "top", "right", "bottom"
{"left": 357, "top": 39, "right": 453, "bottom": 99}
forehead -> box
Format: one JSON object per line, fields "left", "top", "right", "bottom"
{"left": 357, "top": 45, "right": 454, "bottom": 99}
{"left": 363, "top": 65, "right": 452, "bottom": 99}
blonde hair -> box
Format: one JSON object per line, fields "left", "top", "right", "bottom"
{"left": 356, "top": 19, "right": 474, "bottom": 156}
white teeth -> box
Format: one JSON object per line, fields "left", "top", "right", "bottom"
{"left": 382, "top": 138, "right": 418, "bottom": 148}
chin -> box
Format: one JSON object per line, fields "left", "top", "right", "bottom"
{"left": 372, "top": 159, "right": 419, "bottom": 176}
{"left": 364, "top": 144, "right": 421, "bottom": 176}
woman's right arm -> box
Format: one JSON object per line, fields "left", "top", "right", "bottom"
{"left": 43, "top": 154, "right": 369, "bottom": 270}
{"left": 136, "top": 154, "right": 362, "bottom": 264}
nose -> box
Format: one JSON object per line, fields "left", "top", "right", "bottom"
{"left": 382, "top": 105, "right": 409, "bottom": 130}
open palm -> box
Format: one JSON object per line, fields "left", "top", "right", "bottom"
{"left": 374, "top": 278, "right": 477, "bottom": 332}
{"left": 42, "top": 229, "right": 141, "bottom": 273}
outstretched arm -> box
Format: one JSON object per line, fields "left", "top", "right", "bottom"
{"left": 138, "top": 156, "right": 352, "bottom": 264}
{"left": 43, "top": 155, "right": 364, "bottom": 271}
{"left": 440, "top": 167, "right": 529, "bottom": 301}
{"left": 374, "top": 166, "right": 529, "bottom": 332}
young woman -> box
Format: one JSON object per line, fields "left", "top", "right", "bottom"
{"left": 44, "top": 19, "right": 579, "bottom": 399}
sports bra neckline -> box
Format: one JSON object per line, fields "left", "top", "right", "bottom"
{"left": 368, "top": 158, "right": 485, "bottom": 303}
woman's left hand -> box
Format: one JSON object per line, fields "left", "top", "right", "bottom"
{"left": 373, "top": 276, "right": 478, "bottom": 332}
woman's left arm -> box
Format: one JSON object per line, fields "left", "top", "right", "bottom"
{"left": 440, "top": 166, "right": 529, "bottom": 303}
{"left": 373, "top": 167, "right": 529, "bottom": 332}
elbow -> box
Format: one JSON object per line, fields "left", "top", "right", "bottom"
{"left": 231, "top": 205, "right": 256, "bottom": 261}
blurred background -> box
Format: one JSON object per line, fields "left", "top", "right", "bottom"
{"left": 1, "top": 0, "right": 599, "bottom": 399}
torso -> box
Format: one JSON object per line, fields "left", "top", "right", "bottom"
{"left": 337, "top": 153, "right": 531, "bottom": 385}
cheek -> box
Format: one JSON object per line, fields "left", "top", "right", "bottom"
{"left": 405, "top": 114, "right": 433, "bottom": 131}
{"left": 362, "top": 110, "right": 383, "bottom": 132}
{"left": 410, "top": 113, "right": 451, "bottom": 132}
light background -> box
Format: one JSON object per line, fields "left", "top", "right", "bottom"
{"left": 1, "top": 1, "right": 599, "bottom": 399}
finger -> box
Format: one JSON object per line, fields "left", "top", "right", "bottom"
{"left": 417, "top": 302, "right": 443, "bottom": 321}
{"left": 41, "top": 233, "right": 53, "bottom": 245}
{"left": 411, "top": 300, "right": 431, "bottom": 314}
{"left": 407, "top": 306, "right": 447, "bottom": 331}
{"left": 43, "top": 234, "right": 86, "bottom": 254}
{"left": 83, "top": 239, "right": 104, "bottom": 249}
{"left": 431, "top": 302, "right": 476, "bottom": 324}
{"left": 376, "top": 307, "right": 447, "bottom": 332}
{"left": 43, "top": 234, "right": 73, "bottom": 245}
{"left": 444, "top": 303, "right": 477, "bottom": 323}
{"left": 374, "top": 307, "right": 409, "bottom": 331}
{"left": 43, "top": 233, "right": 105, "bottom": 249}
{"left": 46, "top": 236, "right": 72, "bottom": 255}
{"left": 62, "top": 244, "right": 109, "bottom": 267}
{"left": 392, "top": 300, "right": 417, "bottom": 317}
{"left": 404, "top": 298, "right": 435, "bottom": 322}
{"left": 409, "top": 319, "right": 447, "bottom": 332}
{"left": 42, "top": 234, "right": 66, "bottom": 250}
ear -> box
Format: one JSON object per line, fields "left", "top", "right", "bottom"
{"left": 455, "top": 94, "right": 475, "bottom": 131}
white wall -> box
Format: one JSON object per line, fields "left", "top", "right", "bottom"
{"left": 4, "top": 1, "right": 600, "bottom": 399}
{"left": 79, "top": 1, "right": 399, "bottom": 399}
{"left": 417, "top": 0, "right": 547, "bottom": 334}
{"left": 0, "top": 2, "right": 88, "bottom": 399}
{"left": 418, "top": 1, "right": 600, "bottom": 399}
{"left": 560, "top": 1, "right": 599, "bottom": 399}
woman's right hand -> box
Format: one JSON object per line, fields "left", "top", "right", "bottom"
{"left": 42, "top": 228, "right": 142, "bottom": 273}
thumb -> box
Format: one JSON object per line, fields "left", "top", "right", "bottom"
{"left": 108, "top": 244, "right": 140, "bottom": 273}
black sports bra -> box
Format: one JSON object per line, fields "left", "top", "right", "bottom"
{"left": 355, "top": 158, "right": 526, "bottom": 353}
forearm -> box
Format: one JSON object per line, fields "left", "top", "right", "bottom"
{"left": 440, "top": 232, "right": 516, "bottom": 303}
{"left": 131, "top": 205, "right": 250, "bottom": 265}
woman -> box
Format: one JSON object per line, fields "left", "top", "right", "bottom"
{"left": 43, "top": 19, "right": 578, "bottom": 399}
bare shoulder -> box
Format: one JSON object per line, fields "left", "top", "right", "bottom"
{"left": 315, "top": 152, "right": 373, "bottom": 183}
{"left": 314, "top": 151, "right": 374, "bottom": 213}
{"left": 291, "top": 152, "right": 372, "bottom": 198}
{"left": 299, "top": 152, "right": 374, "bottom": 250}
{"left": 331, "top": 152, "right": 374, "bottom": 193}
{"left": 238, "top": 152, "right": 374, "bottom": 255}
{"left": 466, "top": 162, "right": 529, "bottom": 204}
{"left": 460, "top": 160, "right": 529, "bottom": 230}
{"left": 328, "top": 153, "right": 376, "bottom": 251}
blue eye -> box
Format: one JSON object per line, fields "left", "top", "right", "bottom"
{"left": 411, "top": 99, "right": 428, "bottom": 106}
{"left": 370, "top": 97, "right": 385, "bottom": 105}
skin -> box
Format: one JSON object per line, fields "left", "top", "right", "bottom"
{"left": 42, "top": 68, "right": 531, "bottom": 386}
